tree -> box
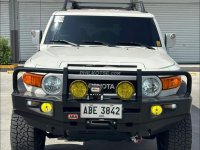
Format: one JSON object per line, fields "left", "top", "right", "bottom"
{"left": 0, "top": 37, "right": 12, "bottom": 65}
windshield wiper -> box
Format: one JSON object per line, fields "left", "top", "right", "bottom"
{"left": 81, "top": 41, "right": 113, "bottom": 47}
{"left": 116, "top": 42, "right": 155, "bottom": 50}
{"left": 50, "top": 40, "right": 78, "bottom": 47}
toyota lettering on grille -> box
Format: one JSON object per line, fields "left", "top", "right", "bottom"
{"left": 88, "top": 83, "right": 116, "bottom": 93}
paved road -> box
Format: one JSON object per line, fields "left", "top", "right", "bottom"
{"left": 0, "top": 72, "right": 199, "bottom": 150}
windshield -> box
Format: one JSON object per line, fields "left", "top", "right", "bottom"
{"left": 45, "top": 15, "right": 162, "bottom": 47}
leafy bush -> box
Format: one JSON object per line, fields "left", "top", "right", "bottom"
{"left": 0, "top": 37, "right": 12, "bottom": 65}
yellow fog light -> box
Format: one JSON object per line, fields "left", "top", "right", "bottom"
{"left": 116, "top": 81, "right": 135, "bottom": 100}
{"left": 41, "top": 103, "right": 53, "bottom": 113}
{"left": 70, "top": 80, "right": 88, "bottom": 99}
{"left": 151, "top": 105, "right": 163, "bottom": 116}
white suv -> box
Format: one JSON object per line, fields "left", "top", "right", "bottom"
{"left": 11, "top": 1, "right": 192, "bottom": 150}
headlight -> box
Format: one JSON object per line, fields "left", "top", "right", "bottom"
{"left": 70, "top": 80, "right": 88, "bottom": 99}
{"left": 116, "top": 81, "right": 135, "bottom": 100}
{"left": 42, "top": 75, "right": 62, "bottom": 95}
{"left": 142, "top": 76, "right": 162, "bottom": 97}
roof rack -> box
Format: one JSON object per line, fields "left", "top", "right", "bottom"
{"left": 62, "top": 0, "right": 146, "bottom": 13}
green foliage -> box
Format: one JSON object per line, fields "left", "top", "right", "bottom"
{"left": 0, "top": 37, "right": 12, "bottom": 65}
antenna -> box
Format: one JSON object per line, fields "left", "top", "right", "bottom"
{"left": 130, "top": 0, "right": 134, "bottom": 10}
{"left": 62, "top": 0, "right": 68, "bottom": 10}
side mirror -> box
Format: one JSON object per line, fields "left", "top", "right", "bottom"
{"left": 165, "top": 33, "right": 176, "bottom": 49}
{"left": 31, "top": 30, "right": 42, "bottom": 46}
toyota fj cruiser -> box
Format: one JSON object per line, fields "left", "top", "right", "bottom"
{"left": 10, "top": 1, "right": 192, "bottom": 150}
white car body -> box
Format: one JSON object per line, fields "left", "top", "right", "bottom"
{"left": 25, "top": 10, "right": 180, "bottom": 71}
{"left": 24, "top": 9, "right": 180, "bottom": 96}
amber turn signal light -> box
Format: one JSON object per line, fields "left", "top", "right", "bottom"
{"left": 23, "top": 73, "right": 44, "bottom": 87}
{"left": 161, "top": 76, "right": 182, "bottom": 90}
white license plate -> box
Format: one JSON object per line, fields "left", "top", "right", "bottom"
{"left": 80, "top": 103, "right": 122, "bottom": 119}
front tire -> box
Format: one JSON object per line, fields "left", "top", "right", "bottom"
{"left": 10, "top": 112, "right": 46, "bottom": 150}
{"left": 156, "top": 114, "right": 192, "bottom": 150}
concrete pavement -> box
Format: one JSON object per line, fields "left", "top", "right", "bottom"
{"left": 0, "top": 71, "right": 199, "bottom": 150}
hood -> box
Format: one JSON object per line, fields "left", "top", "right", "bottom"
{"left": 26, "top": 46, "right": 175, "bottom": 70}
